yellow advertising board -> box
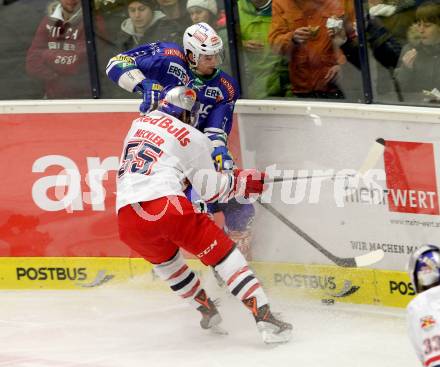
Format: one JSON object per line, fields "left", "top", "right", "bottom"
{"left": 0, "top": 258, "right": 415, "bottom": 308}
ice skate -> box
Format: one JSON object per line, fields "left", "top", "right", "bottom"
{"left": 255, "top": 304, "right": 292, "bottom": 344}
{"left": 244, "top": 298, "right": 292, "bottom": 344}
{"left": 195, "top": 290, "right": 228, "bottom": 335}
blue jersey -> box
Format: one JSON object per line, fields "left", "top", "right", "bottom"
{"left": 106, "top": 42, "right": 240, "bottom": 135}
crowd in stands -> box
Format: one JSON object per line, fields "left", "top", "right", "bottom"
{"left": 1, "top": 0, "right": 440, "bottom": 105}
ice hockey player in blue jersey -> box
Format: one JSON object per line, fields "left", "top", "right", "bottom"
{"left": 106, "top": 22, "right": 255, "bottom": 259}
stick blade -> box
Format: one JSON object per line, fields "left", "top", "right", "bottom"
{"left": 358, "top": 138, "right": 386, "bottom": 175}
{"left": 354, "top": 249, "right": 385, "bottom": 267}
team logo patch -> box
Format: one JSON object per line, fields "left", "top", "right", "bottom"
{"left": 193, "top": 30, "right": 208, "bottom": 43}
{"left": 113, "top": 55, "right": 135, "bottom": 64}
{"left": 420, "top": 315, "right": 436, "bottom": 330}
{"left": 164, "top": 48, "right": 185, "bottom": 61}
{"left": 204, "top": 87, "right": 223, "bottom": 100}
{"left": 167, "top": 62, "right": 189, "bottom": 84}
{"left": 210, "top": 36, "right": 221, "bottom": 46}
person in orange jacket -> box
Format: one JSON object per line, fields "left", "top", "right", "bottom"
{"left": 268, "top": 0, "right": 356, "bottom": 99}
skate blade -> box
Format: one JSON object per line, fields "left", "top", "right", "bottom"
{"left": 209, "top": 325, "right": 228, "bottom": 335}
{"left": 260, "top": 328, "right": 292, "bottom": 344}
{"left": 257, "top": 321, "right": 292, "bottom": 344}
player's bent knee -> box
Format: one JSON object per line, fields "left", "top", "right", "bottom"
{"left": 214, "top": 247, "right": 248, "bottom": 280}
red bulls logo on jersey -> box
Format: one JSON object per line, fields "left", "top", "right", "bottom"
{"left": 137, "top": 115, "right": 191, "bottom": 147}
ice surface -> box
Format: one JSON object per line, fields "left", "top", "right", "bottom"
{"left": 0, "top": 281, "right": 418, "bottom": 367}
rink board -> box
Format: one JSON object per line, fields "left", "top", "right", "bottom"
{"left": 0, "top": 257, "right": 414, "bottom": 308}
{"left": 2, "top": 99, "right": 440, "bottom": 297}
{"left": 237, "top": 101, "right": 440, "bottom": 271}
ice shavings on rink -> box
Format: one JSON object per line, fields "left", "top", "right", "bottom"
{"left": 0, "top": 283, "right": 418, "bottom": 367}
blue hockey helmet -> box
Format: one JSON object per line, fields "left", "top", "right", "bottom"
{"left": 408, "top": 244, "right": 440, "bottom": 293}
{"left": 157, "top": 86, "right": 200, "bottom": 127}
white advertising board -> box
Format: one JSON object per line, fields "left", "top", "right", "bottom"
{"left": 236, "top": 100, "right": 440, "bottom": 270}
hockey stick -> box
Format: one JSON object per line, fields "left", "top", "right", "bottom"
{"left": 257, "top": 138, "right": 386, "bottom": 267}
{"left": 266, "top": 138, "right": 386, "bottom": 183}
{"left": 257, "top": 199, "right": 384, "bottom": 267}
{"left": 266, "top": 174, "right": 352, "bottom": 184}
{"left": 358, "top": 138, "right": 386, "bottom": 175}
{"left": 256, "top": 138, "right": 386, "bottom": 267}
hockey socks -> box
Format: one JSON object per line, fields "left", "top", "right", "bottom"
{"left": 214, "top": 248, "right": 268, "bottom": 306}
{"left": 214, "top": 248, "right": 292, "bottom": 344}
{"left": 153, "top": 251, "right": 223, "bottom": 331}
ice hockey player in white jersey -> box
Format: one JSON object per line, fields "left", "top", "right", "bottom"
{"left": 117, "top": 85, "right": 292, "bottom": 344}
{"left": 407, "top": 244, "right": 440, "bottom": 366}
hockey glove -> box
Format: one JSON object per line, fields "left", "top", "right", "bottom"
{"left": 136, "top": 79, "right": 163, "bottom": 114}
{"left": 212, "top": 146, "right": 234, "bottom": 171}
{"left": 233, "top": 168, "right": 267, "bottom": 198}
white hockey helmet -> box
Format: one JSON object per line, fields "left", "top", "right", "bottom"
{"left": 408, "top": 244, "right": 440, "bottom": 293}
{"left": 157, "top": 86, "right": 200, "bottom": 126}
{"left": 183, "top": 22, "right": 224, "bottom": 68}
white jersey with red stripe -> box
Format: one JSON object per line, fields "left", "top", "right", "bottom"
{"left": 407, "top": 286, "right": 440, "bottom": 367}
{"left": 116, "top": 110, "right": 235, "bottom": 211}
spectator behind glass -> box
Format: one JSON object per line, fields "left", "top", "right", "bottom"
{"left": 268, "top": 0, "right": 355, "bottom": 99}
{"left": 116, "top": 0, "right": 166, "bottom": 50}
{"left": 155, "top": 0, "right": 192, "bottom": 44}
{"left": 366, "top": 0, "right": 417, "bottom": 101}
{"left": 0, "top": 0, "right": 46, "bottom": 99}
{"left": 395, "top": 2, "right": 440, "bottom": 104}
{"left": 333, "top": 0, "right": 417, "bottom": 102}
{"left": 238, "top": 0, "right": 289, "bottom": 98}
{"left": 26, "top": 0, "right": 92, "bottom": 98}
{"left": 186, "top": 0, "right": 231, "bottom": 73}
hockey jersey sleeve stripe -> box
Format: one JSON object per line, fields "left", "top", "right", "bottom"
{"left": 217, "top": 174, "right": 235, "bottom": 202}
{"left": 204, "top": 127, "right": 227, "bottom": 134}
{"left": 118, "top": 69, "right": 147, "bottom": 92}
{"left": 106, "top": 56, "right": 146, "bottom": 92}
{"left": 203, "top": 173, "right": 235, "bottom": 203}
{"left": 106, "top": 57, "right": 136, "bottom": 81}
{"left": 205, "top": 191, "right": 221, "bottom": 203}
{"left": 205, "top": 128, "right": 227, "bottom": 147}
{"left": 425, "top": 355, "right": 440, "bottom": 367}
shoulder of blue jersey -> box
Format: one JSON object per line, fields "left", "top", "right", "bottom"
{"left": 122, "top": 42, "right": 185, "bottom": 60}
{"left": 160, "top": 42, "right": 186, "bottom": 62}
{"left": 216, "top": 71, "right": 240, "bottom": 101}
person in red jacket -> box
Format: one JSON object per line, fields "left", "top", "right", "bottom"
{"left": 26, "top": 0, "right": 90, "bottom": 98}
